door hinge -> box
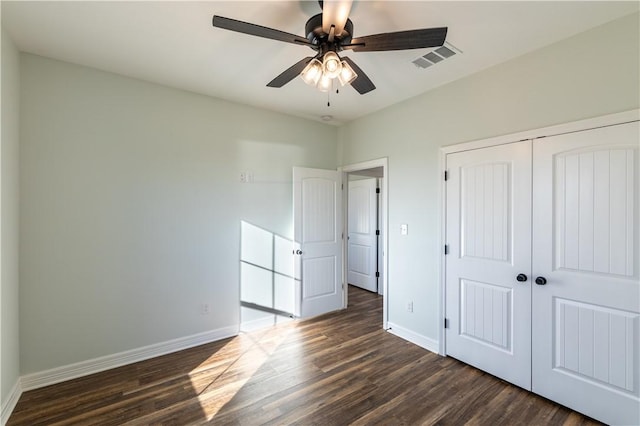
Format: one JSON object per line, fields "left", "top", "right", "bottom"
{"left": 341, "top": 232, "right": 344, "bottom": 240}
{"left": 444, "top": 170, "right": 449, "bottom": 181}
{"left": 376, "top": 230, "right": 380, "bottom": 235}
{"left": 375, "top": 272, "right": 380, "bottom": 278}
{"left": 444, "top": 318, "right": 449, "bottom": 329}
{"left": 376, "top": 187, "right": 380, "bottom": 194}
{"left": 341, "top": 183, "right": 344, "bottom": 190}
{"left": 444, "top": 244, "right": 449, "bottom": 255}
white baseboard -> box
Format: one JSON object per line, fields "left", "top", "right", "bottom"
{"left": 1, "top": 379, "right": 22, "bottom": 426}
{"left": 386, "top": 322, "right": 440, "bottom": 354}
{"left": 20, "top": 325, "right": 238, "bottom": 392}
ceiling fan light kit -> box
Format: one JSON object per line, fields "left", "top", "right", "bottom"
{"left": 338, "top": 60, "right": 357, "bottom": 86}
{"left": 300, "top": 59, "right": 323, "bottom": 86}
{"left": 211, "top": 1, "right": 447, "bottom": 97}
{"left": 317, "top": 73, "right": 333, "bottom": 92}
{"left": 299, "top": 50, "right": 358, "bottom": 91}
{"left": 322, "top": 51, "right": 342, "bottom": 78}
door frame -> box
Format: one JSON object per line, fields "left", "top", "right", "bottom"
{"left": 347, "top": 177, "right": 379, "bottom": 293}
{"left": 439, "top": 108, "right": 640, "bottom": 356}
{"left": 340, "top": 158, "right": 389, "bottom": 329}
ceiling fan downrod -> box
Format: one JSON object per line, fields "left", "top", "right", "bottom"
{"left": 305, "top": 13, "right": 354, "bottom": 51}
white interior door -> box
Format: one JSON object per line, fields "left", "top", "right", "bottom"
{"left": 531, "top": 121, "right": 640, "bottom": 425}
{"left": 348, "top": 178, "right": 378, "bottom": 292}
{"left": 293, "top": 167, "right": 343, "bottom": 318}
{"left": 445, "top": 140, "right": 533, "bottom": 390}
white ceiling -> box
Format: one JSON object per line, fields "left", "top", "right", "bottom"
{"left": 2, "top": 1, "right": 638, "bottom": 125}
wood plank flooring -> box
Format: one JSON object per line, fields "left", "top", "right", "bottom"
{"left": 8, "top": 286, "right": 601, "bottom": 425}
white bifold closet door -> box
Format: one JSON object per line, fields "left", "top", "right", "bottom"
{"left": 445, "top": 140, "right": 533, "bottom": 390}
{"left": 531, "top": 121, "right": 639, "bottom": 425}
{"left": 446, "top": 120, "right": 639, "bottom": 425}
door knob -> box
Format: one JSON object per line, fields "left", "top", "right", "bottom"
{"left": 294, "top": 249, "right": 303, "bottom": 255}
{"left": 516, "top": 273, "right": 528, "bottom": 282}
{"left": 535, "top": 276, "right": 547, "bottom": 285}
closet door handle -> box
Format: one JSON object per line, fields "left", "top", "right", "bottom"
{"left": 535, "top": 276, "right": 547, "bottom": 285}
{"left": 516, "top": 273, "right": 528, "bottom": 282}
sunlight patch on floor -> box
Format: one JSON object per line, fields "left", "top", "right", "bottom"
{"left": 188, "top": 324, "right": 296, "bottom": 421}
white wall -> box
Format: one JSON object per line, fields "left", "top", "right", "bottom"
{"left": 338, "top": 13, "right": 640, "bottom": 344}
{"left": 1, "top": 28, "right": 21, "bottom": 409}
{"left": 19, "top": 54, "right": 338, "bottom": 374}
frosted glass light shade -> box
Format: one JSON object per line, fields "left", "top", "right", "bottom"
{"left": 300, "top": 59, "right": 323, "bottom": 86}
{"left": 322, "top": 51, "right": 342, "bottom": 79}
{"left": 337, "top": 60, "right": 357, "bottom": 86}
{"left": 317, "top": 74, "right": 332, "bottom": 92}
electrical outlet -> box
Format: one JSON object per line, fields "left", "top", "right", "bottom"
{"left": 407, "top": 301, "right": 413, "bottom": 313}
{"left": 400, "top": 224, "right": 408, "bottom": 235}
{"left": 201, "top": 303, "right": 210, "bottom": 315}
{"left": 240, "top": 171, "right": 254, "bottom": 183}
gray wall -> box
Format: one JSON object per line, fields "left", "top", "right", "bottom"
{"left": 338, "top": 13, "right": 640, "bottom": 344}
{"left": 1, "top": 28, "right": 21, "bottom": 408}
{"left": 19, "top": 54, "right": 338, "bottom": 374}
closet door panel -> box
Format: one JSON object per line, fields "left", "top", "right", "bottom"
{"left": 532, "top": 121, "right": 640, "bottom": 426}
{"left": 445, "top": 140, "right": 532, "bottom": 390}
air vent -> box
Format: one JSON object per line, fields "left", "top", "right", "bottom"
{"left": 412, "top": 42, "right": 462, "bottom": 69}
{"left": 412, "top": 57, "right": 432, "bottom": 69}
{"left": 424, "top": 52, "right": 444, "bottom": 64}
{"left": 435, "top": 46, "right": 456, "bottom": 58}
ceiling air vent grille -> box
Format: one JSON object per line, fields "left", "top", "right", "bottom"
{"left": 412, "top": 42, "right": 461, "bottom": 69}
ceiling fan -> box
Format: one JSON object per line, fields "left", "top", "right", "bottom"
{"left": 212, "top": 1, "right": 447, "bottom": 95}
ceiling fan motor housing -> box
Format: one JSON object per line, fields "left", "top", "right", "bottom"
{"left": 305, "top": 13, "right": 353, "bottom": 51}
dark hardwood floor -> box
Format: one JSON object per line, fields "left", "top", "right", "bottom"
{"left": 8, "top": 286, "right": 600, "bottom": 425}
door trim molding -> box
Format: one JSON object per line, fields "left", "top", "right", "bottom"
{"left": 340, "top": 158, "right": 389, "bottom": 329}
{"left": 438, "top": 108, "right": 640, "bottom": 356}
{"left": 441, "top": 109, "right": 640, "bottom": 155}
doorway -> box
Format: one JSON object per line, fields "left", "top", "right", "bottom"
{"left": 342, "top": 158, "right": 388, "bottom": 329}
{"left": 347, "top": 174, "right": 381, "bottom": 294}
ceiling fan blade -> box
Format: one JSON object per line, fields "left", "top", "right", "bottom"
{"left": 346, "top": 27, "right": 447, "bottom": 52}
{"left": 267, "top": 57, "right": 315, "bottom": 88}
{"left": 321, "top": 0, "right": 353, "bottom": 38}
{"left": 212, "top": 16, "right": 312, "bottom": 46}
{"left": 341, "top": 57, "right": 375, "bottom": 94}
